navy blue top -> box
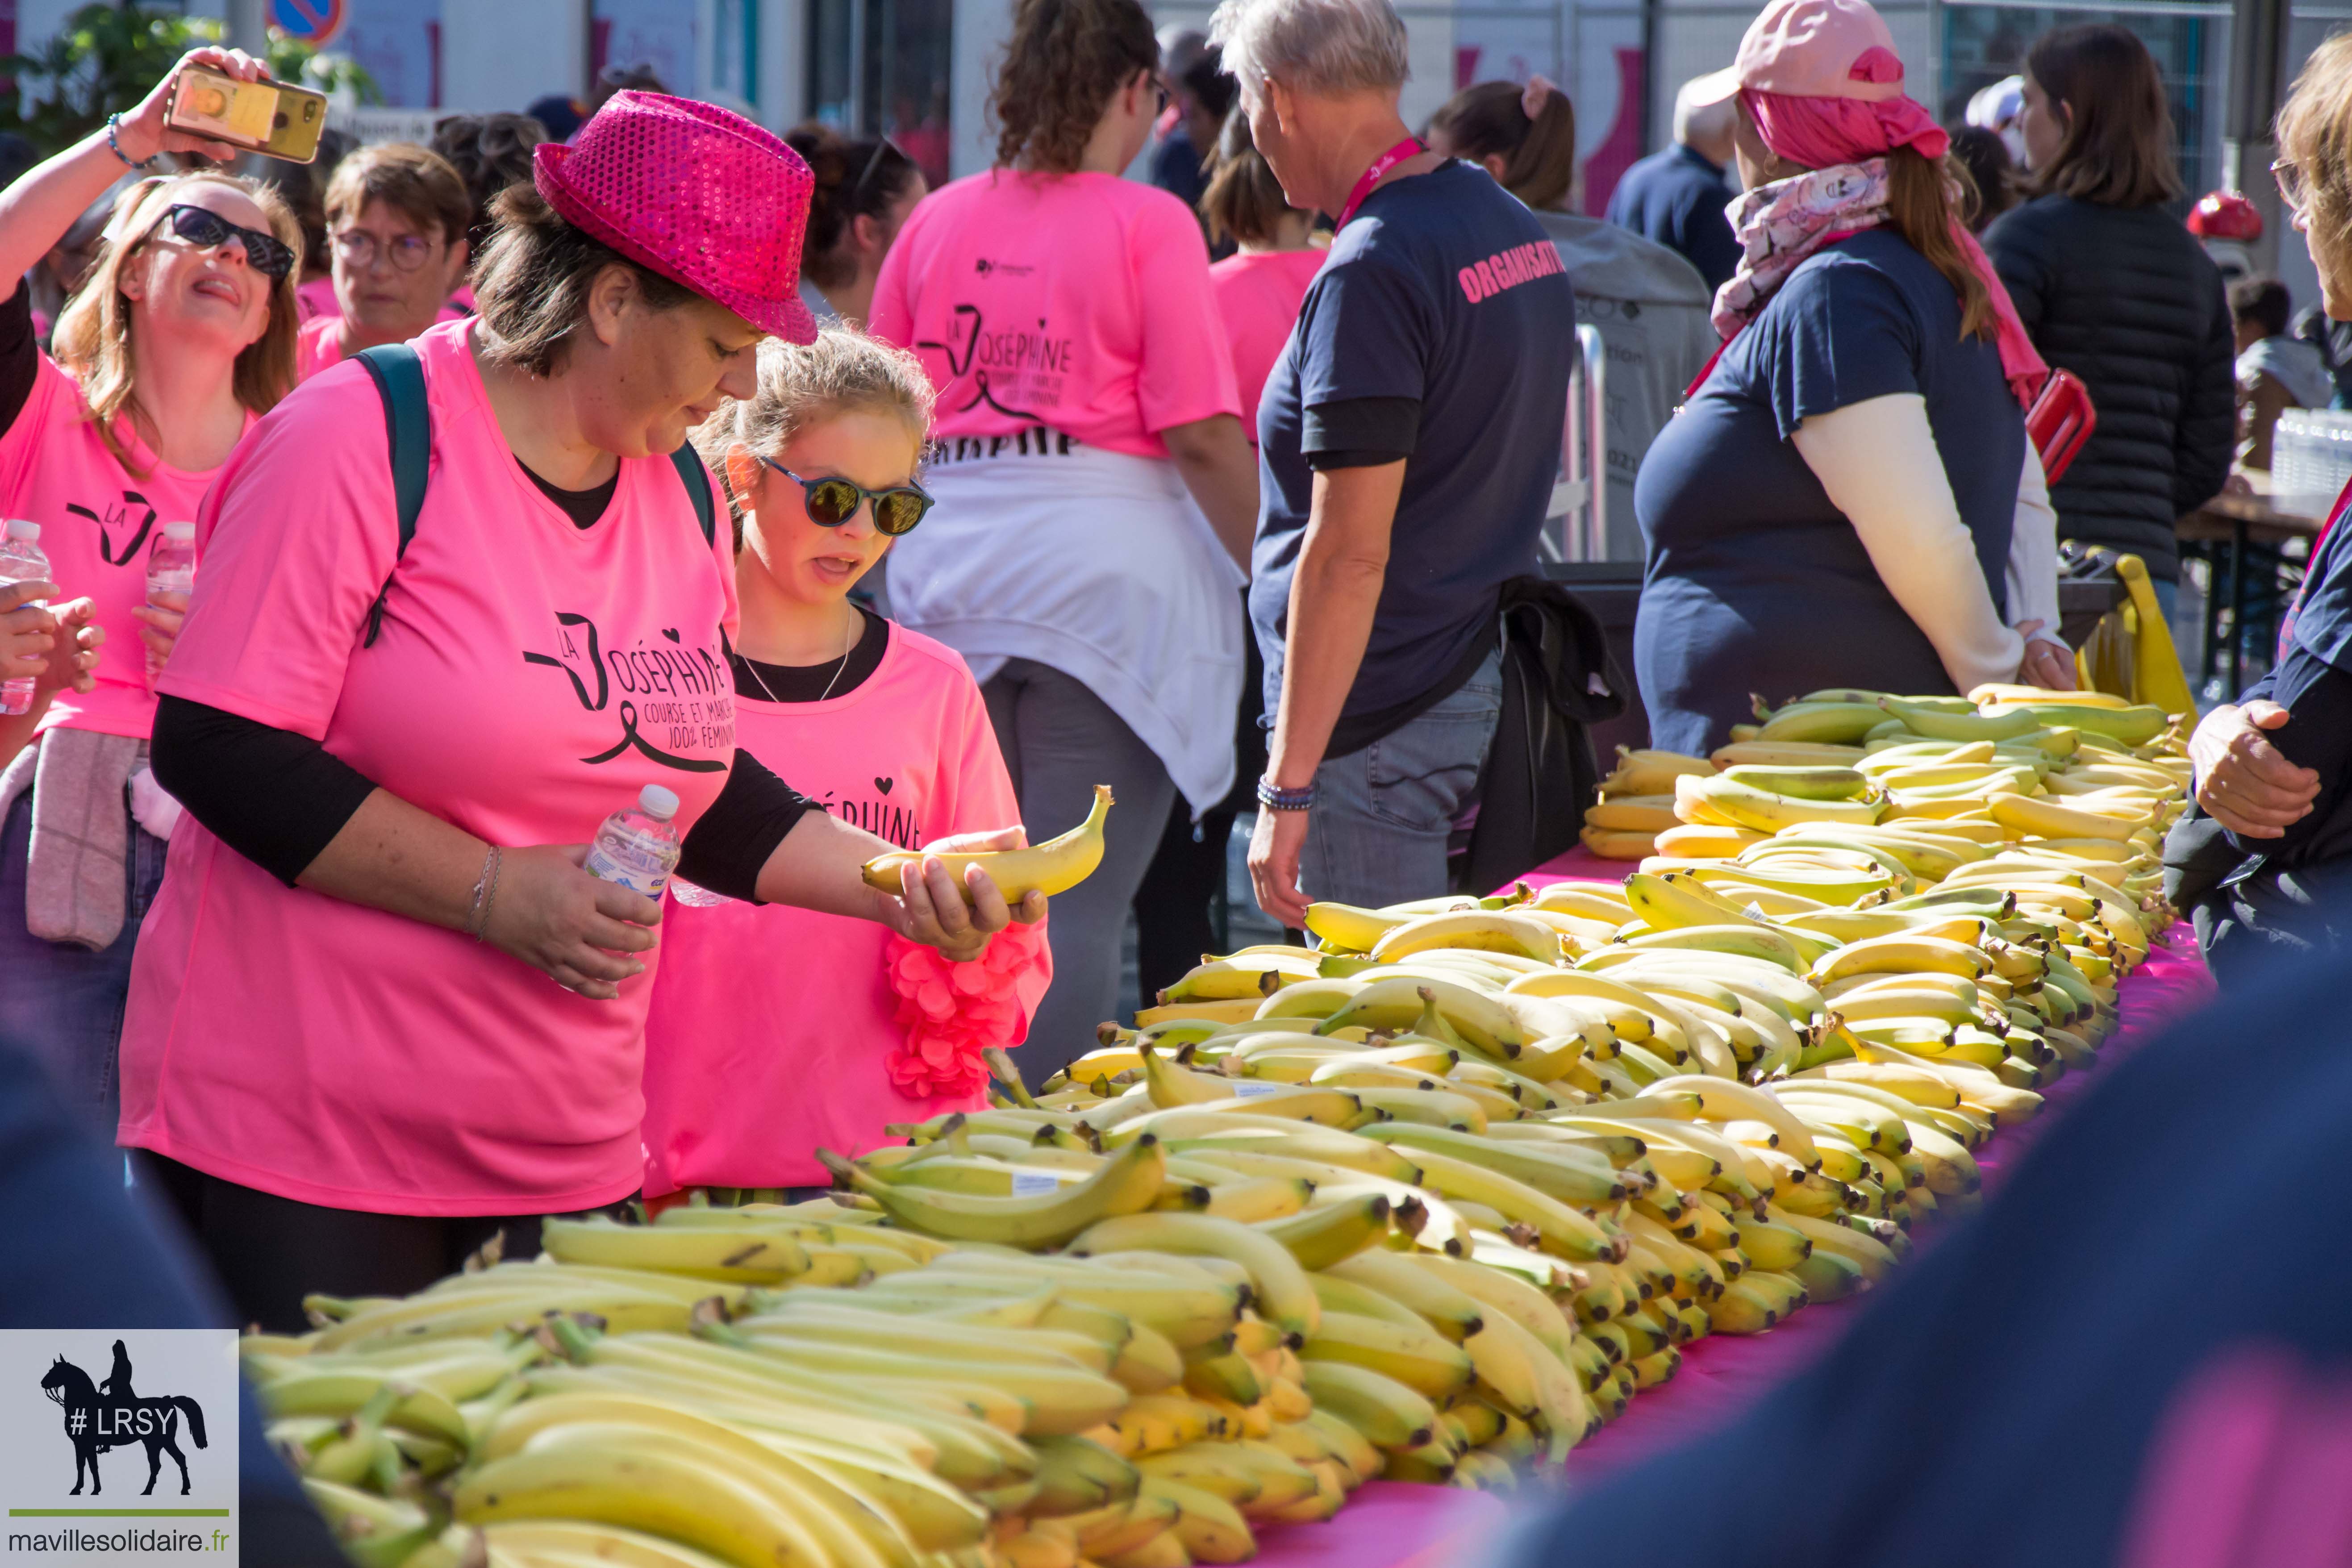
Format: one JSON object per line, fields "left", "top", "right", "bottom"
{"left": 1252, "top": 159, "right": 1574, "bottom": 749}
{"left": 1605, "top": 144, "right": 1743, "bottom": 293}
{"left": 1632, "top": 228, "right": 2025, "bottom": 756}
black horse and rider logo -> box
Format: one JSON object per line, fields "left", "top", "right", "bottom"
{"left": 38, "top": 1341, "right": 209, "bottom": 1496}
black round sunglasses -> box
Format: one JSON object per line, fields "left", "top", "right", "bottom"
{"left": 150, "top": 203, "right": 296, "bottom": 279}
{"left": 755, "top": 450, "right": 934, "bottom": 536}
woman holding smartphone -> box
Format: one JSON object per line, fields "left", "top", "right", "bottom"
{"left": 120, "top": 92, "right": 1039, "bottom": 1331}
{"left": 0, "top": 47, "right": 303, "bottom": 1137}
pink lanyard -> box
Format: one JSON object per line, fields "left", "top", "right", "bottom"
{"left": 1335, "top": 137, "right": 1424, "bottom": 229}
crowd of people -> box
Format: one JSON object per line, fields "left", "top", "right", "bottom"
{"left": 0, "top": 0, "right": 2346, "bottom": 1328}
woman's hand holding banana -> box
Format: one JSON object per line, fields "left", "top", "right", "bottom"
{"left": 879, "top": 826, "right": 1049, "bottom": 963}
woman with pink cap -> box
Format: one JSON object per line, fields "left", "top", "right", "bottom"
{"left": 115, "top": 92, "right": 1040, "bottom": 1330}
{"left": 1631, "top": 0, "right": 2075, "bottom": 755}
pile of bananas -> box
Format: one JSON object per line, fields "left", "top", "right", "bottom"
{"left": 256, "top": 685, "right": 2189, "bottom": 1568}
{"left": 1582, "top": 684, "right": 2184, "bottom": 867}
{"left": 1581, "top": 749, "right": 1713, "bottom": 861}
{"left": 251, "top": 1178, "right": 1377, "bottom": 1568}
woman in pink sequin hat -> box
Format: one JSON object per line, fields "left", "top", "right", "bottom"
{"left": 116, "top": 90, "right": 1043, "bottom": 1330}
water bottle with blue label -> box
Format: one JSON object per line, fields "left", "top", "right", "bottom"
{"left": 584, "top": 784, "right": 683, "bottom": 900}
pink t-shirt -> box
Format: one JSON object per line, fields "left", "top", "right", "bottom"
{"left": 640, "top": 622, "right": 1050, "bottom": 1195}
{"left": 295, "top": 303, "right": 477, "bottom": 383}
{"left": 294, "top": 314, "right": 344, "bottom": 383}
{"left": 1211, "top": 248, "right": 1325, "bottom": 446}
{"left": 0, "top": 352, "right": 246, "bottom": 739}
{"left": 295, "top": 275, "right": 336, "bottom": 321}
{"left": 119, "top": 317, "right": 741, "bottom": 1216}
{"left": 869, "top": 171, "right": 1240, "bottom": 459}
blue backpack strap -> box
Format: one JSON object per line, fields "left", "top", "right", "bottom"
{"left": 354, "top": 344, "right": 430, "bottom": 649}
{"left": 670, "top": 444, "right": 716, "bottom": 546}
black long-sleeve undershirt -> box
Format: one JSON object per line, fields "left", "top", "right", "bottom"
{"left": 152, "top": 695, "right": 813, "bottom": 903}
{"left": 1, "top": 282, "right": 39, "bottom": 441}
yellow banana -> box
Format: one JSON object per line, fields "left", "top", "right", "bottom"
{"left": 815, "top": 1135, "right": 1167, "bottom": 1248}
{"left": 1809, "top": 933, "right": 1992, "bottom": 986}
{"left": 1296, "top": 1362, "right": 1438, "bottom": 1449}
{"left": 1258, "top": 1193, "right": 1395, "bottom": 1271}
{"left": 861, "top": 784, "right": 1110, "bottom": 902}
{"left": 1070, "top": 1212, "right": 1321, "bottom": 1339}
{"left": 1371, "top": 910, "right": 1564, "bottom": 963}
{"left": 1298, "top": 1311, "right": 1475, "bottom": 1399}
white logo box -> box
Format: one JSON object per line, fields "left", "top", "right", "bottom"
{"left": 0, "top": 1330, "right": 238, "bottom": 1568}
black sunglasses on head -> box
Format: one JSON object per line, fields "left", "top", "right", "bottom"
{"left": 151, "top": 204, "right": 296, "bottom": 279}
{"left": 756, "top": 450, "right": 934, "bottom": 536}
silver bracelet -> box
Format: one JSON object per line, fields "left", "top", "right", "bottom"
{"left": 466, "top": 845, "right": 503, "bottom": 941}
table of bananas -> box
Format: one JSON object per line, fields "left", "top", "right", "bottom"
{"left": 252, "top": 681, "right": 2192, "bottom": 1568}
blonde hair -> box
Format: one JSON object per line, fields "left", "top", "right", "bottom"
{"left": 51, "top": 173, "right": 304, "bottom": 475}
{"left": 2280, "top": 33, "right": 2352, "bottom": 300}
{"left": 692, "top": 327, "right": 936, "bottom": 545}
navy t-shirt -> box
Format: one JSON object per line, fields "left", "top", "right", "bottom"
{"left": 1604, "top": 144, "right": 1743, "bottom": 294}
{"left": 1252, "top": 159, "right": 1574, "bottom": 752}
{"left": 1632, "top": 228, "right": 2025, "bottom": 756}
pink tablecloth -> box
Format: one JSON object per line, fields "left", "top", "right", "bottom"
{"left": 1250, "top": 847, "right": 2217, "bottom": 1563}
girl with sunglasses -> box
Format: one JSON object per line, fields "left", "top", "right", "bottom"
{"left": 639, "top": 329, "right": 1049, "bottom": 1201}
{"left": 0, "top": 47, "right": 302, "bottom": 1136}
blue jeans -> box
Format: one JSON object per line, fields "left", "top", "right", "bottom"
{"left": 0, "top": 786, "right": 168, "bottom": 1140}
{"left": 1301, "top": 650, "right": 1505, "bottom": 909}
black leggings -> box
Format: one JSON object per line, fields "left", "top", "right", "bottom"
{"left": 134, "top": 1153, "right": 587, "bottom": 1334}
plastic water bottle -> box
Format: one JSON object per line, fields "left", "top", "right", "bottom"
{"left": 0, "top": 520, "right": 51, "bottom": 716}
{"left": 146, "top": 521, "right": 196, "bottom": 685}
{"left": 670, "top": 878, "right": 734, "bottom": 908}
{"left": 584, "top": 784, "right": 683, "bottom": 900}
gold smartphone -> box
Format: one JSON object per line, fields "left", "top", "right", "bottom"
{"left": 164, "top": 67, "right": 329, "bottom": 163}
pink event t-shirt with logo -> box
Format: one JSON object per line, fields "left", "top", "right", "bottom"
{"left": 868, "top": 171, "right": 1240, "bottom": 458}
{"left": 641, "top": 624, "right": 1051, "bottom": 1195}
{"left": 118, "top": 317, "right": 741, "bottom": 1216}
{"left": 1210, "top": 248, "right": 1325, "bottom": 446}
{"left": 0, "top": 351, "right": 250, "bottom": 740}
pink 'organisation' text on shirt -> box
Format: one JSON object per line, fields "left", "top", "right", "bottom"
{"left": 1211, "top": 248, "right": 1326, "bottom": 446}
{"left": 640, "top": 624, "right": 1050, "bottom": 1194}
{"left": 869, "top": 171, "right": 1240, "bottom": 459}
{"left": 118, "top": 317, "right": 741, "bottom": 1216}
{"left": 0, "top": 351, "right": 248, "bottom": 740}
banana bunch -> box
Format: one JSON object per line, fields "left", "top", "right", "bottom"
{"left": 1583, "top": 748, "right": 1717, "bottom": 861}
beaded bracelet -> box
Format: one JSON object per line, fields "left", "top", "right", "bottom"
{"left": 105, "top": 113, "right": 158, "bottom": 172}
{"left": 1255, "top": 777, "right": 1317, "bottom": 813}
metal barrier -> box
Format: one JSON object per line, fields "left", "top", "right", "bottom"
{"left": 1543, "top": 323, "right": 1609, "bottom": 563}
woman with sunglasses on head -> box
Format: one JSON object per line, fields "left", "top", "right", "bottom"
{"left": 640, "top": 329, "right": 1049, "bottom": 1202}
{"left": 0, "top": 47, "right": 302, "bottom": 1138}
{"left": 111, "top": 92, "right": 1038, "bottom": 1332}
{"left": 872, "top": 0, "right": 1258, "bottom": 1074}
{"left": 783, "top": 125, "right": 928, "bottom": 330}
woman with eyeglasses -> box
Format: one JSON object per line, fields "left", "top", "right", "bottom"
{"left": 871, "top": 0, "right": 1258, "bottom": 1073}
{"left": 109, "top": 91, "right": 1038, "bottom": 1331}
{"left": 783, "top": 125, "right": 928, "bottom": 330}
{"left": 0, "top": 47, "right": 303, "bottom": 1138}
{"left": 294, "top": 142, "right": 473, "bottom": 381}
{"left": 639, "top": 327, "right": 1049, "bottom": 1202}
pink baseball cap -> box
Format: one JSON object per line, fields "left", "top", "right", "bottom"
{"left": 534, "top": 90, "right": 817, "bottom": 345}
{"left": 1685, "top": 0, "right": 1906, "bottom": 108}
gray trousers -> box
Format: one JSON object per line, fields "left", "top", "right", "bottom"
{"left": 983, "top": 658, "right": 1179, "bottom": 1079}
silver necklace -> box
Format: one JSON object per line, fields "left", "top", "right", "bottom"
{"left": 742, "top": 610, "right": 859, "bottom": 704}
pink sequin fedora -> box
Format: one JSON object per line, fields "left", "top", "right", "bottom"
{"left": 534, "top": 90, "right": 817, "bottom": 344}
